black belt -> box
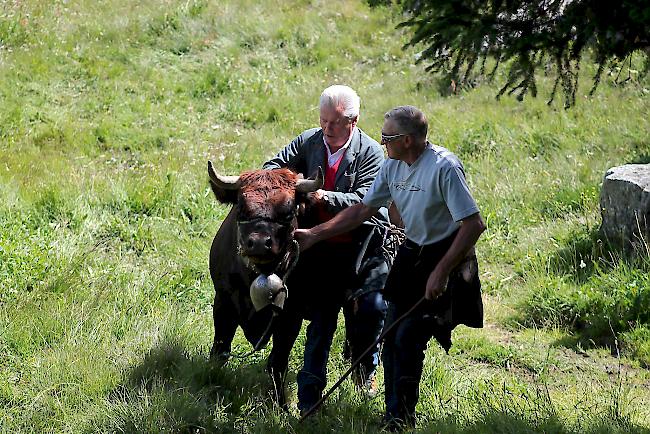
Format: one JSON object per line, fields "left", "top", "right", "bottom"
{"left": 403, "top": 237, "right": 476, "bottom": 266}
{"left": 403, "top": 238, "right": 438, "bottom": 257}
{"left": 404, "top": 238, "right": 424, "bottom": 248}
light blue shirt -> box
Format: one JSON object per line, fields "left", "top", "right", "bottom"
{"left": 363, "top": 143, "right": 479, "bottom": 245}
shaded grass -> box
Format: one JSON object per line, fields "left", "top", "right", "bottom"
{"left": 516, "top": 224, "right": 650, "bottom": 365}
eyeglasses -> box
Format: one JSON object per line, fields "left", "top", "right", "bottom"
{"left": 380, "top": 133, "right": 408, "bottom": 144}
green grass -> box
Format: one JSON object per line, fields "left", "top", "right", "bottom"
{"left": 1, "top": 0, "right": 650, "bottom": 432}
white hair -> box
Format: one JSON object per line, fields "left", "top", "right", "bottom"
{"left": 319, "top": 85, "right": 360, "bottom": 119}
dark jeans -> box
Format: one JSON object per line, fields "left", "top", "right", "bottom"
{"left": 292, "top": 239, "right": 389, "bottom": 410}
{"left": 297, "top": 291, "right": 387, "bottom": 411}
{"left": 296, "top": 303, "right": 340, "bottom": 411}
{"left": 343, "top": 290, "right": 387, "bottom": 379}
{"left": 381, "top": 234, "right": 483, "bottom": 423}
{"left": 382, "top": 301, "right": 439, "bottom": 423}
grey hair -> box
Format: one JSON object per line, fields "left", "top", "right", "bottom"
{"left": 319, "top": 85, "right": 360, "bottom": 119}
{"left": 384, "top": 105, "right": 427, "bottom": 140}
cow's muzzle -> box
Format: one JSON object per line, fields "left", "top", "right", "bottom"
{"left": 243, "top": 232, "right": 275, "bottom": 260}
{"left": 237, "top": 216, "right": 295, "bottom": 268}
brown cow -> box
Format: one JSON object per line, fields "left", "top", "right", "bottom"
{"left": 207, "top": 161, "right": 323, "bottom": 405}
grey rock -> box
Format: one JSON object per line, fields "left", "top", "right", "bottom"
{"left": 600, "top": 164, "right": 650, "bottom": 251}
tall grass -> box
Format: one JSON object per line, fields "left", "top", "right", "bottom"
{"left": 1, "top": 0, "right": 649, "bottom": 432}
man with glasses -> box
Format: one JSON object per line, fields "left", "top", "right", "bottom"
{"left": 262, "top": 85, "right": 390, "bottom": 415}
{"left": 295, "top": 105, "right": 486, "bottom": 429}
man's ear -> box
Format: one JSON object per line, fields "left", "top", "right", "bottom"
{"left": 403, "top": 134, "right": 415, "bottom": 149}
{"left": 350, "top": 115, "right": 359, "bottom": 129}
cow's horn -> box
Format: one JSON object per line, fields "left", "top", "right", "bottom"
{"left": 296, "top": 167, "right": 324, "bottom": 193}
{"left": 208, "top": 160, "right": 241, "bottom": 190}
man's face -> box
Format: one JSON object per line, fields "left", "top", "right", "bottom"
{"left": 320, "top": 104, "right": 357, "bottom": 149}
{"left": 381, "top": 118, "right": 407, "bottom": 160}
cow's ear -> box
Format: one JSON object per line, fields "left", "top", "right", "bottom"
{"left": 294, "top": 191, "right": 312, "bottom": 217}
{"left": 209, "top": 179, "right": 238, "bottom": 204}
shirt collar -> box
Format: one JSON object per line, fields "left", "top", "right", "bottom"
{"left": 408, "top": 142, "right": 432, "bottom": 171}
{"left": 323, "top": 127, "right": 356, "bottom": 166}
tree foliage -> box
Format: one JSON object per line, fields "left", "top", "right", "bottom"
{"left": 394, "top": 0, "right": 650, "bottom": 107}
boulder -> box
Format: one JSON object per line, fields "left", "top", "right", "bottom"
{"left": 600, "top": 164, "right": 650, "bottom": 251}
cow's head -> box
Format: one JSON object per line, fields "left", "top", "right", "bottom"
{"left": 208, "top": 161, "right": 323, "bottom": 273}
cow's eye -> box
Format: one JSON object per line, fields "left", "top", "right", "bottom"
{"left": 278, "top": 212, "right": 295, "bottom": 223}
{"left": 276, "top": 224, "right": 290, "bottom": 240}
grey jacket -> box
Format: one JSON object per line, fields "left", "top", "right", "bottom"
{"left": 263, "top": 127, "right": 390, "bottom": 298}
{"left": 263, "top": 127, "right": 389, "bottom": 223}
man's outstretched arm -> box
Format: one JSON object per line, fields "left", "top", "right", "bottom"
{"left": 294, "top": 202, "right": 379, "bottom": 251}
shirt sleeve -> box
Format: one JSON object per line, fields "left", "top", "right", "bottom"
{"left": 440, "top": 163, "right": 480, "bottom": 222}
{"left": 362, "top": 164, "right": 392, "bottom": 209}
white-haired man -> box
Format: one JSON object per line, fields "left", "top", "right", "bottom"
{"left": 263, "top": 85, "right": 390, "bottom": 414}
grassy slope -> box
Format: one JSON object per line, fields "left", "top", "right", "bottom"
{"left": 1, "top": 0, "right": 649, "bottom": 432}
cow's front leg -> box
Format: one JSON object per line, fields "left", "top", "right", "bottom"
{"left": 210, "top": 291, "right": 239, "bottom": 362}
{"left": 266, "top": 312, "right": 302, "bottom": 408}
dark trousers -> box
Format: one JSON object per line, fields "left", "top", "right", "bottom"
{"left": 296, "top": 302, "right": 340, "bottom": 411}
{"left": 382, "top": 301, "right": 439, "bottom": 423}
{"left": 291, "top": 238, "right": 389, "bottom": 410}
{"left": 381, "top": 234, "right": 483, "bottom": 423}
{"left": 297, "top": 290, "right": 388, "bottom": 411}
{"left": 343, "top": 290, "right": 387, "bottom": 379}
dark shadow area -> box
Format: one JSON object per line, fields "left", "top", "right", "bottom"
{"left": 551, "top": 331, "right": 618, "bottom": 356}
{"left": 125, "top": 340, "right": 268, "bottom": 404}
{"left": 515, "top": 225, "right": 649, "bottom": 363}
{"left": 543, "top": 226, "right": 647, "bottom": 285}
{"left": 551, "top": 323, "right": 650, "bottom": 368}
{"left": 417, "top": 412, "right": 648, "bottom": 434}
{"left": 87, "top": 338, "right": 293, "bottom": 433}
{"left": 629, "top": 154, "right": 650, "bottom": 165}
{"left": 627, "top": 142, "right": 650, "bottom": 165}
{"left": 543, "top": 226, "right": 610, "bottom": 284}
{"left": 81, "top": 337, "right": 649, "bottom": 433}
{"left": 307, "top": 390, "right": 648, "bottom": 433}
{"left": 420, "top": 413, "right": 568, "bottom": 434}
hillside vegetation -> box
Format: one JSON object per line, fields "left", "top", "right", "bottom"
{"left": 1, "top": 0, "right": 649, "bottom": 432}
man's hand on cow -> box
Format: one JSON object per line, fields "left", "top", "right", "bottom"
{"left": 294, "top": 228, "right": 318, "bottom": 252}
{"left": 425, "top": 268, "right": 449, "bottom": 301}
{"left": 306, "top": 189, "right": 326, "bottom": 206}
